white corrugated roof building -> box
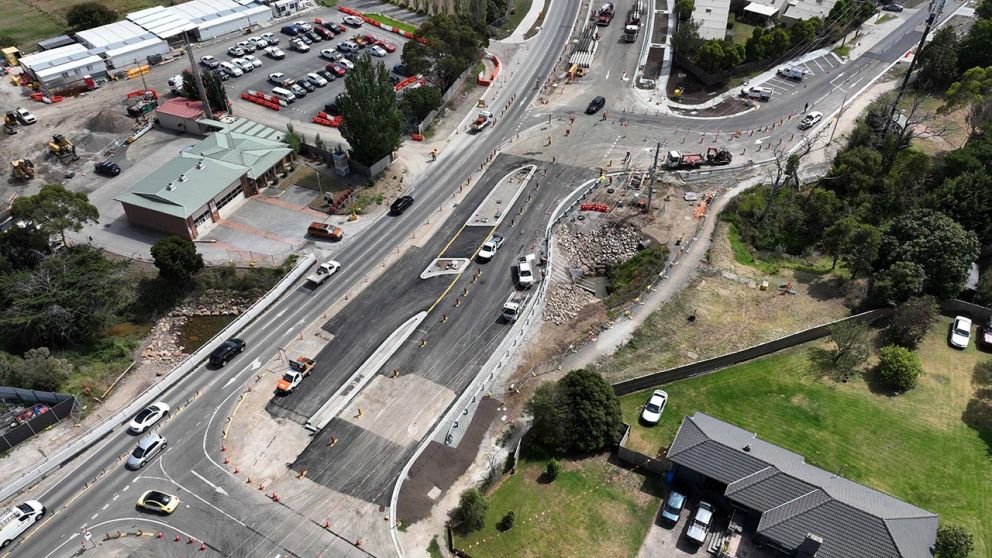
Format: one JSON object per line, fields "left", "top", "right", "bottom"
{"left": 691, "top": 0, "right": 731, "bottom": 40}
{"left": 75, "top": 20, "right": 169, "bottom": 68}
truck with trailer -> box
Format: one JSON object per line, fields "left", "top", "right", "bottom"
{"left": 596, "top": 2, "right": 616, "bottom": 26}
{"left": 666, "top": 147, "right": 732, "bottom": 170}
{"left": 502, "top": 291, "right": 530, "bottom": 322}
{"left": 470, "top": 110, "right": 494, "bottom": 133}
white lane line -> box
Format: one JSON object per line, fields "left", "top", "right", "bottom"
{"left": 90, "top": 514, "right": 98, "bottom": 520}
{"left": 274, "top": 308, "right": 288, "bottom": 319}
{"left": 101, "top": 504, "right": 108, "bottom": 510}
{"left": 122, "top": 485, "right": 129, "bottom": 491}
{"left": 112, "top": 495, "right": 118, "bottom": 501}
{"left": 191, "top": 470, "right": 229, "bottom": 496}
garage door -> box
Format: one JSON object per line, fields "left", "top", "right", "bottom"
{"left": 215, "top": 185, "right": 244, "bottom": 219}
{"left": 193, "top": 209, "right": 213, "bottom": 236}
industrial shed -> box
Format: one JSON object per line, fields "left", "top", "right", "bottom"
{"left": 168, "top": 0, "right": 272, "bottom": 40}
{"left": 75, "top": 21, "right": 169, "bottom": 69}
{"left": 128, "top": 6, "right": 196, "bottom": 42}
{"left": 19, "top": 43, "right": 108, "bottom": 88}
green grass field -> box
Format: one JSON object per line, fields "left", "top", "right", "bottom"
{"left": 619, "top": 318, "right": 992, "bottom": 555}
{"left": 452, "top": 454, "right": 663, "bottom": 558}
{"left": 364, "top": 13, "right": 418, "bottom": 34}
{"left": 0, "top": 1, "right": 161, "bottom": 50}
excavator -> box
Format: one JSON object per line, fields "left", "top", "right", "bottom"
{"left": 10, "top": 159, "right": 34, "bottom": 180}
{"left": 48, "top": 134, "right": 79, "bottom": 162}
{"left": 3, "top": 111, "right": 18, "bottom": 134}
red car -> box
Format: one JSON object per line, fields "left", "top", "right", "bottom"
{"left": 376, "top": 40, "right": 396, "bottom": 52}
{"left": 326, "top": 63, "right": 346, "bottom": 77}
{"left": 361, "top": 33, "right": 379, "bottom": 44}
{"left": 314, "top": 26, "right": 335, "bottom": 39}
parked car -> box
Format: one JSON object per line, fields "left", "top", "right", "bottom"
{"left": 136, "top": 490, "right": 179, "bottom": 514}
{"left": 243, "top": 54, "right": 262, "bottom": 68}
{"left": 337, "top": 40, "right": 360, "bottom": 53}
{"left": 640, "top": 390, "right": 668, "bottom": 424}
{"left": 325, "top": 63, "right": 346, "bottom": 77}
{"left": 264, "top": 46, "right": 285, "bottom": 59}
{"left": 209, "top": 337, "right": 246, "bottom": 367}
{"left": 882, "top": 2, "right": 904, "bottom": 10}
{"left": 200, "top": 55, "right": 220, "bottom": 68}
{"left": 209, "top": 68, "right": 229, "bottom": 81}
{"left": 14, "top": 107, "right": 36, "bottom": 125}
{"left": 227, "top": 45, "right": 245, "bottom": 57}
{"left": 777, "top": 66, "right": 808, "bottom": 81}
{"left": 741, "top": 85, "right": 773, "bottom": 101}
{"left": 950, "top": 316, "right": 972, "bottom": 349}
{"left": 377, "top": 39, "right": 397, "bottom": 52}
{"left": 324, "top": 98, "right": 341, "bottom": 115}
{"left": 328, "top": 22, "right": 347, "bottom": 34}
{"left": 94, "top": 160, "right": 121, "bottom": 176}
{"left": 293, "top": 20, "right": 313, "bottom": 32}
{"left": 390, "top": 195, "right": 415, "bottom": 215}
{"left": 337, "top": 57, "right": 355, "bottom": 70}
{"left": 393, "top": 63, "right": 413, "bottom": 77}
{"left": 236, "top": 40, "right": 256, "bottom": 53}
{"left": 660, "top": 490, "right": 686, "bottom": 524}
{"left": 297, "top": 34, "right": 313, "bottom": 45}
{"left": 307, "top": 222, "right": 343, "bottom": 240}
{"left": 268, "top": 72, "right": 291, "bottom": 86}
{"left": 321, "top": 48, "right": 343, "bottom": 61}
{"left": 316, "top": 69, "right": 337, "bottom": 82}
{"left": 298, "top": 79, "right": 315, "bottom": 92}
{"left": 290, "top": 83, "right": 308, "bottom": 97}
{"left": 126, "top": 433, "right": 167, "bottom": 469}
{"left": 685, "top": 501, "right": 714, "bottom": 544}
{"left": 306, "top": 30, "right": 322, "bottom": 42}
{"left": 585, "top": 95, "right": 606, "bottom": 114}
{"left": 314, "top": 26, "right": 335, "bottom": 40}
{"left": 798, "top": 111, "right": 824, "bottom": 130}
{"left": 477, "top": 233, "right": 505, "bottom": 261}
{"left": 280, "top": 24, "right": 300, "bottom": 36}
{"left": 232, "top": 58, "right": 254, "bottom": 72}
{"left": 306, "top": 72, "right": 328, "bottom": 87}
{"left": 249, "top": 36, "right": 268, "bottom": 48}
{"left": 261, "top": 32, "right": 279, "bottom": 44}
{"left": 128, "top": 402, "right": 169, "bottom": 434}
{"left": 368, "top": 45, "right": 387, "bottom": 57}
{"left": 343, "top": 15, "right": 364, "bottom": 26}
{"left": 219, "top": 61, "right": 242, "bottom": 77}
{"left": 292, "top": 39, "right": 310, "bottom": 52}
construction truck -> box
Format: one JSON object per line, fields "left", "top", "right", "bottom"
{"left": 3, "top": 111, "right": 18, "bottom": 135}
{"left": 622, "top": 1, "right": 642, "bottom": 41}
{"left": 706, "top": 147, "right": 732, "bottom": 165}
{"left": 665, "top": 150, "right": 705, "bottom": 170}
{"left": 276, "top": 356, "right": 316, "bottom": 394}
{"left": 596, "top": 2, "right": 616, "bottom": 25}
{"left": 10, "top": 159, "right": 34, "bottom": 180}
{"left": 502, "top": 291, "right": 530, "bottom": 322}
{"left": 470, "top": 110, "right": 494, "bottom": 133}
{"left": 48, "top": 134, "right": 79, "bottom": 162}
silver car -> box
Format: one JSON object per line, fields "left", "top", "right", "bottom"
{"left": 126, "top": 433, "right": 167, "bottom": 469}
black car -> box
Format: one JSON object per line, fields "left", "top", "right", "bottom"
{"left": 306, "top": 31, "right": 322, "bottom": 42}
{"left": 209, "top": 338, "right": 246, "bottom": 367}
{"left": 392, "top": 63, "right": 413, "bottom": 77}
{"left": 210, "top": 68, "right": 229, "bottom": 81}
{"left": 298, "top": 34, "right": 313, "bottom": 45}
{"left": 95, "top": 160, "right": 121, "bottom": 177}
{"left": 317, "top": 69, "right": 337, "bottom": 82}
{"left": 299, "top": 79, "right": 316, "bottom": 92}
{"left": 586, "top": 96, "right": 606, "bottom": 114}
{"left": 390, "top": 195, "right": 415, "bottom": 215}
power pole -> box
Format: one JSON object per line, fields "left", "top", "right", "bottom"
{"left": 646, "top": 140, "right": 661, "bottom": 213}
{"left": 887, "top": 0, "right": 946, "bottom": 130}
{"left": 182, "top": 30, "right": 213, "bottom": 116}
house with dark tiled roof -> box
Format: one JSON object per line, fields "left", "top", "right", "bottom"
{"left": 668, "top": 413, "right": 938, "bottom": 558}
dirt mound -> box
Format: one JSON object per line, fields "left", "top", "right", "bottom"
{"left": 86, "top": 109, "right": 134, "bottom": 134}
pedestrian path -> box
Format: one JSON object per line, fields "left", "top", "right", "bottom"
{"left": 503, "top": 0, "right": 547, "bottom": 44}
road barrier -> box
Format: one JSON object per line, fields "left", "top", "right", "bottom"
{"left": 0, "top": 254, "right": 316, "bottom": 503}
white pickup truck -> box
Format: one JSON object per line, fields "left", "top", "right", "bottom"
{"left": 502, "top": 291, "right": 530, "bottom": 322}
{"left": 516, "top": 253, "right": 537, "bottom": 288}
{"left": 685, "top": 501, "right": 714, "bottom": 544}
{"left": 306, "top": 260, "right": 341, "bottom": 286}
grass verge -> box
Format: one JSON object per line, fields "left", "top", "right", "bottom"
{"left": 726, "top": 223, "right": 836, "bottom": 275}
{"left": 833, "top": 44, "right": 851, "bottom": 58}
{"left": 604, "top": 244, "right": 669, "bottom": 307}
{"left": 492, "top": 0, "right": 534, "bottom": 39}
{"left": 56, "top": 323, "right": 150, "bottom": 410}
{"left": 451, "top": 452, "right": 662, "bottom": 558}
{"left": 617, "top": 319, "right": 992, "bottom": 555}
{"left": 365, "top": 13, "right": 418, "bottom": 34}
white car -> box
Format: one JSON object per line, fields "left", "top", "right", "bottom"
{"left": 232, "top": 58, "right": 254, "bottom": 72}
{"left": 306, "top": 260, "right": 341, "bottom": 285}
{"left": 0, "top": 501, "right": 45, "bottom": 548}
{"left": 261, "top": 32, "right": 279, "bottom": 44}
{"left": 128, "top": 401, "right": 170, "bottom": 434}
{"left": 14, "top": 107, "right": 36, "bottom": 125}
{"left": 368, "top": 45, "right": 387, "bottom": 57}
{"left": 220, "top": 61, "right": 243, "bottom": 77}
{"left": 236, "top": 40, "right": 256, "bottom": 53}
{"left": 517, "top": 253, "right": 536, "bottom": 288}
{"left": 249, "top": 36, "right": 268, "bottom": 48}
{"left": 343, "top": 15, "right": 364, "bottom": 26}
{"left": 640, "top": 390, "right": 668, "bottom": 425}
{"left": 292, "top": 39, "right": 310, "bottom": 52}
{"left": 685, "top": 501, "right": 714, "bottom": 544}
{"left": 306, "top": 72, "right": 328, "bottom": 87}
{"left": 950, "top": 316, "right": 972, "bottom": 349}
{"left": 337, "top": 57, "right": 354, "bottom": 70}
{"left": 321, "top": 48, "right": 343, "bottom": 61}
{"left": 243, "top": 54, "right": 263, "bottom": 68}
{"left": 227, "top": 45, "right": 245, "bottom": 57}
{"left": 293, "top": 20, "right": 313, "bottom": 32}
{"left": 799, "top": 111, "right": 823, "bottom": 130}
{"left": 264, "top": 46, "right": 285, "bottom": 59}
{"left": 477, "top": 233, "right": 505, "bottom": 261}
{"left": 199, "top": 55, "right": 220, "bottom": 68}
{"left": 268, "top": 72, "right": 292, "bottom": 86}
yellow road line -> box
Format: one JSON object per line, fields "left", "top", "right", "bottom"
{"left": 426, "top": 225, "right": 497, "bottom": 315}
{"left": 435, "top": 220, "right": 469, "bottom": 260}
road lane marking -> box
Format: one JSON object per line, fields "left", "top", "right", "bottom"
{"left": 90, "top": 514, "right": 98, "bottom": 520}
{"left": 112, "top": 495, "right": 118, "bottom": 501}
{"left": 101, "top": 504, "right": 108, "bottom": 510}
{"left": 191, "top": 470, "right": 229, "bottom": 496}
{"left": 274, "top": 308, "right": 288, "bottom": 319}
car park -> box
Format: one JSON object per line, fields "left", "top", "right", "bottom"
{"left": 477, "top": 233, "right": 505, "bottom": 261}
{"left": 290, "top": 83, "right": 308, "bottom": 97}
{"left": 220, "top": 61, "right": 242, "bottom": 77}
{"left": 585, "top": 95, "right": 606, "bottom": 114}
{"left": 249, "top": 36, "right": 268, "bottom": 48}
{"left": 136, "top": 490, "right": 179, "bottom": 514}
{"left": 232, "top": 58, "right": 254, "bottom": 72}
{"left": 337, "top": 40, "right": 359, "bottom": 53}
{"left": 200, "top": 55, "right": 219, "bottom": 68}
{"left": 281, "top": 24, "right": 300, "bottom": 36}
{"left": 243, "top": 54, "right": 262, "bottom": 68}
{"left": 377, "top": 40, "right": 397, "bottom": 52}
{"left": 261, "top": 32, "right": 279, "bottom": 44}
{"left": 640, "top": 390, "right": 668, "bottom": 424}
{"left": 390, "top": 195, "right": 414, "bottom": 215}
{"left": 236, "top": 40, "right": 256, "bottom": 53}
{"left": 126, "top": 433, "right": 166, "bottom": 469}
{"left": 128, "top": 402, "right": 169, "bottom": 434}
{"left": 368, "top": 45, "right": 387, "bottom": 57}
{"left": 209, "top": 337, "right": 246, "bottom": 367}
{"left": 306, "top": 72, "right": 328, "bottom": 87}
{"left": 316, "top": 69, "right": 337, "bottom": 82}
{"left": 343, "top": 15, "right": 364, "bottom": 26}
{"left": 950, "top": 316, "right": 972, "bottom": 349}
{"left": 264, "top": 46, "right": 285, "bottom": 59}
{"left": 326, "top": 63, "right": 346, "bottom": 77}
{"left": 298, "top": 79, "right": 315, "bottom": 92}
{"left": 321, "top": 48, "right": 343, "bottom": 61}
{"left": 292, "top": 39, "right": 310, "bottom": 52}
{"left": 798, "top": 111, "right": 823, "bottom": 130}
{"left": 0, "top": 501, "right": 45, "bottom": 548}
{"left": 94, "top": 160, "right": 121, "bottom": 176}
{"left": 227, "top": 45, "right": 245, "bottom": 57}
{"left": 660, "top": 490, "right": 686, "bottom": 524}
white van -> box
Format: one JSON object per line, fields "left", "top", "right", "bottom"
{"left": 778, "top": 66, "right": 808, "bottom": 80}
{"left": 741, "top": 86, "right": 773, "bottom": 101}
{"left": 272, "top": 87, "right": 296, "bottom": 103}
{"left": 1, "top": 501, "right": 45, "bottom": 548}
{"left": 168, "top": 74, "right": 184, "bottom": 95}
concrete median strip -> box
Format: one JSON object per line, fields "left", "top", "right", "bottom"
{"left": 305, "top": 311, "right": 427, "bottom": 432}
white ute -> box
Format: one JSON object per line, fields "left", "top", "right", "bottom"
{"left": 502, "top": 291, "right": 530, "bottom": 322}
{"left": 685, "top": 501, "right": 714, "bottom": 544}
{"left": 0, "top": 501, "right": 45, "bottom": 548}
{"left": 516, "top": 253, "right": 537, "bottom": 287}
{"left": 306, "top": 260, "right": 341, "bottom": 286}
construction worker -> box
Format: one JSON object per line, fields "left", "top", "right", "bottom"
{"left": 601, "top": 110, "right": 608, "bottom": 121}
{"left": 431, "top": 148, "right": 437, "bottom": 161}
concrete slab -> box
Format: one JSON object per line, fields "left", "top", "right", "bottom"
{"left": 420, "top": 258, "right": 470, "bottom": 278}
{"left": 466, "top": 164, "right": 536, "bottom": 227}
{"left": 340, "top": 374, "right": 454, "bottom": 446}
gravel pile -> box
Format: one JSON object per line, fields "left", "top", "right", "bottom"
{"left": 86, "top": 108, "right": 134, "bottom": 134}
{"left": 555, "top": 222, "right": 641, "bottom": 274}
{"left": 542, "top": 283, "right": 596, "bottom": 325}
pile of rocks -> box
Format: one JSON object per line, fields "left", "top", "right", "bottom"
{"left": 170, "top": 289, "right": 256, "bottom": 317}
{"left": 555, "top": 222, "right": 641, "bottom": 275}
{"left": 542, "top": 284, "right": 596, "bottom": 325}
{"left": 140, "top": 316, "right": 187, "bottom": 365}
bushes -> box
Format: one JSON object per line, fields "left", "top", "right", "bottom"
{"left": 605, "top": 244, "right": 669, "bottom": 306}
{"left": 525, "top": 370, "right": 624, "bottom": 454}
{"left": 887, "top": 296, "right": 939, "bottom": 348}
{"left": 496, "top": 511, "right": 515, "bottom": 532}
{"left": 546, "top": 458, "right": 562, "bottom": 481}
{"left": 876, "top": 345, "right": 924, "bottom": 392}
{"left": 935, "top": 524, "right": 974, "bottom": 558}
{"left": 455, "top": 488, "right": 489, "bottom": 532}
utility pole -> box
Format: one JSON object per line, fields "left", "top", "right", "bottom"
{"left": 182, "top": 30, "right": 213, "bottom": 116}
{"left": 828, "top": 88, "right": 849, "bottom": 145}
{"left": 646, "top": 140, "right": 661, "bottom": 214}
{"left": 887, "top": 0, "right": 946, "bottom": 131}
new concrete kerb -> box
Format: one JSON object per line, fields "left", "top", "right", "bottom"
{"left": 0, "top": 253, "right": 318, "bottom": 504}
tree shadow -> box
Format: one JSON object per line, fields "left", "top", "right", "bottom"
{"left": 962, "top": 397, "right": 992, "bottom": 457}
{"left": 861, "top": 364, "right": 904, "bottom": 397}
{"left": 804, "top": 275, "right": 847, "bottom": 302}
{"left": 126, "top": 275, "right": 189, "bottom": 322}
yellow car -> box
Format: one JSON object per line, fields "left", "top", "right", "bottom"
{"left": 136, "top": 490, "right": 179, "bottom": 514}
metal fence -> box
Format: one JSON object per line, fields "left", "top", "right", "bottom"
{"left": 0, "top": 397, "right": 78, "bottom": 452}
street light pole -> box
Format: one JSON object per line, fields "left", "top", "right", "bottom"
{"left": 828, "top": 88, "right": 849, "bottom": 145}
{"left": 887, "top": 0, "right": 946, "bottom": 130}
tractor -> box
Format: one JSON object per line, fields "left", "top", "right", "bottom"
{"left": 48, "top": 134, "right": 79, "bottom": 162}
{"left": 10, "top": 159, "right": 35, "bottom": 180}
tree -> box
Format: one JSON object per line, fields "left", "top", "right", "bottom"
{"left": 877, "top": 345, "right": 924, "bottom": 392}
{"left": 977, "top": 0, "right": 992, "bottom": 19}
{"left": 180, "top": 69, "right": 229, "bottom": 115}
{"left": 878, "top": 209, "right": 979, "bottom": 298}
{"left": 525, "top": 370, "right": 624, "bottom": 454}
{"left": 672, "top": 18, "right": 703, "bottom": 55}
{"left": 1, "top": 348, "right": 74, "bottom": 392}
{"left": 398, "top": 85, "right": 443, "bottom": 122}
{"left": 0, "top": 224, "right": 52, "bottom": 273}
{"left": 65, "top": 2, "right": 117, "bottom": 31}
{"left": 843, "top": 223, "right": 881, "bottom": 279}
{"left": 917, "top": 26, "right": 959, "bottom": 91}
{"left": 927, "top": 171, "right": 992, "bottom": 244}
{"left": 400, "top": 14, "right": 487, "bottom": 90}
{"left": 496, "top": 511, "right": 515, "bottom": 532}
{"left": 825, "top": 146, "right": 885, "bottom": 198}
{"left": 692, "top": 40, "right": 744, "bottom": 74}
{"left": 826, "top": 320, "right": 871, "bottom": 375}
{"left": 455, "top": 488, "right": 488, "bottom": 532}
{"left": 887, "top": 296, "right": 939, "bottom": 349}
{"left": 10, "top": 184, "right": 99, "bottom": 247}
{"left": 546, "top": 458, "right": 562, "bottom": 481}
{"left": 822, "top": 217, "right": 857, "bottom": 270}
{"left": 977, "top": 271, "right": 992, "bottom": 306}
{"left": 284, "top": 123, "right": 302, "bottom": 155}
{"left": 872, "top": 260, "right": 926, "bottom": 305}
{"left": 0, "top": 246, "right": 124, "bottom": 349}
{"left": 151, "top": 236, "right": 204, "bottom": 285}
{"left": 935, "top": 524, "right": 974, "bottom": 558}
{"left": 957, "top": 20, "right": 992, "bottom": 74}
{"left": 943, "top": 65, "right": 992, "bottom": 138}
{"left": 338, "top": 55, "right": 405, "bottom": 166}
{"left": 674, "top": 0, "right": 695, "bottom": 21}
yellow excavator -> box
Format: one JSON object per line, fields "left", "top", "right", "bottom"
{"left": 48, "top": 134, "right": 79, "bottom": 162}
{"left": 3, "top": 111, "right": 17, "bottom": 135}
{"left": 10, "top": 159, "right": 34, "bottom": 180}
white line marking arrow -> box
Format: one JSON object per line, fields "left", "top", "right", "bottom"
{"left": 191, "top": 470, "right": 228, "bottom": 496}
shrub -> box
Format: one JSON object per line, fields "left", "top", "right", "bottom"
{"left": 935, "top": 524, "right": 974, "bottom": 558}
{"left": 455, "top": 488, "right": 488, "bottom": 532}
{"left": 497, "top": 511, "right": 515, "bottom": 532}
{"left": 887, "top": 296, "right": 939, "bottom": 348}
{"left": 546, "top": 458, "right": 562, "bottom": 481}
{"left": 877, "top": 345, "right": 924, "bottom": 392}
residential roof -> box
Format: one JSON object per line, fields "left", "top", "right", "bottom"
{"left": 690, "top": 0, "right": 731, "bottom": 40}
{"left": 668, "top": 413, "right": 938, "bottom": 558}
{"left": 744, "top": 2, "right": 780, "bottom": 16}
{"left": 783, "top": 0, "right": 837, "bottom": 21}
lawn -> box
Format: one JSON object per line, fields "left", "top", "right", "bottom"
{"left": 727, "top": 222, "right": 837, "bottom": 275}
{"left": 452, "top": 453, "right": 663, "bottom": 558}
{"left": 0, "top": 0, "right": 161, "bottom": 50}
{"left": 364, "top": 12, "right": 419, "bottom": 35}
{"left": 618, "top": 319, "right": 992, "bottom": 555}
{"left": 492, "top": 0, "right": 534, "bottom": 39}
{"left": 730, "top": 21, "right": 756, "bottom": 46}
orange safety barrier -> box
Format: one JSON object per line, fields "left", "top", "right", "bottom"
{"left": 579, "top": 203, "right": 609, "bottom": 212}
{"left": 240, "top": 92, "right": 280, "bottom": 111}
{"left": 410, "top": 133, "right": 424, "bottom": 141}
